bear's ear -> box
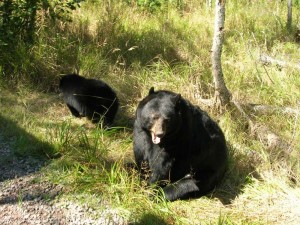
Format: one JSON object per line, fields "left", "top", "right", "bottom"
{"left": 148, "top": 87, "right": 155, "bottom": 95}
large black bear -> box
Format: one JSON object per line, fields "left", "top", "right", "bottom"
{"left": 133, "top": 87, "right": 228, "bottom": 201}
{"left": 59, "top": 74, "right": 119, "bottom": 126}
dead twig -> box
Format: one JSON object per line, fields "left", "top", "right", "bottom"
{"left": 243, "top": 104, "right": 300, "bottom": 117}
{"left": 259, "top": 54, "right": 300, "bottom": 70}
{"left": 230, "top": 100, "right": 292, "bottom": 155}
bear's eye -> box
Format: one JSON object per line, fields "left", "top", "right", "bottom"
{"left": 164, "top": 118, "right": 170, "bottom": 122}
{"left": 151, "top": 114, "right": 159, "bottom": 120}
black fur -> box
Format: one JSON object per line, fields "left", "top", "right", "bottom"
{"left": 133, "top": 87, "right": 228, "bottom": 201}
{"left": 59, "top": 74, "right": 119, "bottom": 126}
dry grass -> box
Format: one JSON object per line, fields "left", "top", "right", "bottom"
{"left": 2, "top": 75, "right": 300, "bottom": 225}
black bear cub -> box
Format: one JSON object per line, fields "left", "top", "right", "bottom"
{"left": 59, "top": 74, "right": 119, "bottom": 126}
{"left": 133, "top": 87, "right": 228, "bottom": 201}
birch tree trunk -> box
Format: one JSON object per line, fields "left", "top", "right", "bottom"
{"left": 207, "top": 0, "right": 212, "bottom": 9}
{"left": 287, "top": 0, "right": 292, "bottom": 29}
{"left": 211, "top": 0, "right": 231, "bottom": 108}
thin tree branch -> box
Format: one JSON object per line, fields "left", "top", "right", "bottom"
{"left": 230, "top": 101, "right": 292, "bottom": 154}
{"left": 287, "top": 0, "right": 292, "bottom": 29}
{"left": 259, "top": 54, "right": 300, "bottom": 70}
{"left": 243, "top": 104, "right": 300, "bottom": 116}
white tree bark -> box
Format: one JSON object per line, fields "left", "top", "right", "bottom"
{"left": 211, "top": 0, "right": 231, "bottom": 108}
{"left": 287, "top": 0, "right": 292, "bottom": 29}
{"left": 207, "top": 0, "right": 212, "bottom": 8}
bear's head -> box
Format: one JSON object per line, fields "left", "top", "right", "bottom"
{"left": 59, "top": 74, "right": 82, "bottom": 92}
{"left": 140, "top": 87, "right": 182, "bottom": 144}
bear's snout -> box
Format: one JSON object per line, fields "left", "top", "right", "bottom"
{"left": 150, "top": 131, "right": 164, "bottom": 144}
{"left": 150, "top": 117, "right": 166, "bottom": 144}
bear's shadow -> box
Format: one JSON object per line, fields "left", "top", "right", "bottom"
{"left": 211, "top": 143, "right": 262, "bottom": 205}
{"left": 129, "top": 213, "right": 169, "bottom": 225}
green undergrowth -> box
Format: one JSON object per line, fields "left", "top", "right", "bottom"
{"left": 1, "top": 0, "right": 300, "bottom": 224}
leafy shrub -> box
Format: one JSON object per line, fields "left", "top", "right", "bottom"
{"left": 0, "top": 0, "right": 80, "bottom": 45}
{"left": 0, "top": 0, "right": 81, "bottom": 84}
{"left": 137, "top": 0, "right": 165, "bottom": 12}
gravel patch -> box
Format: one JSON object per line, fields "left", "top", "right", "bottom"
{"left": 0, "top": 134, "right": 127, "bottom": 224}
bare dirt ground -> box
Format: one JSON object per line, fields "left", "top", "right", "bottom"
{"left": 0, "top": 134, "right": 125, "bottom": 225}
